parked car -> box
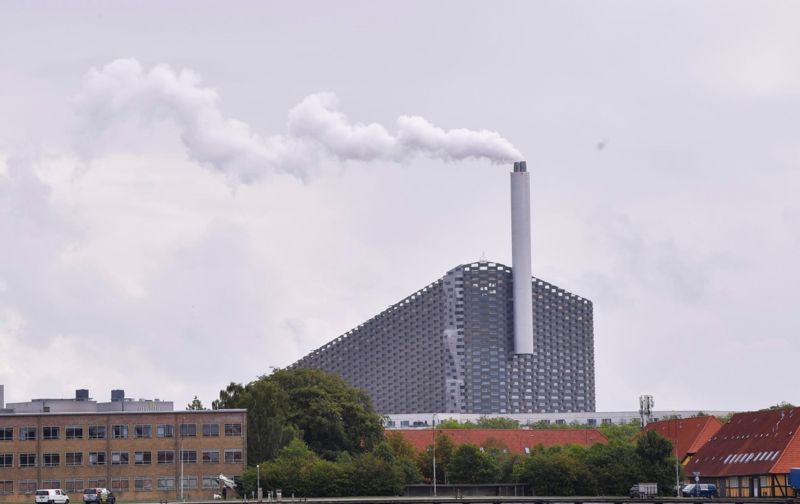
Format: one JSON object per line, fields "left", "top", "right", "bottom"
{"left": 681, "top": 483, "right": 718, "bottom": 498}
{"left": 82, "top": 488, "right": 115, "bottom": 504}
{"left": 35, "top": 489, "right": 69, "bottom": 504}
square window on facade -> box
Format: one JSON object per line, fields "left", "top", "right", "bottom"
{"left": 42, "top": 427, "right": 59, "bottom": 440}
{"left": 89, "top": 452, "right": 106, "bottom": 465}
{"left": 134, "top": 451, "right": 151, "bottom": 465}
{"left": 65, "top": 426, "right": 83, "bottom": 440}
{"left": 202, "top": 450, "right": 219, "bottom": 464}
{"left": 88, "top": 425, "right": 106, "bottom": 439}
{"left": 43, "top": 453, "right": 60, "bottom": 467}
{"left": 111, "top": 425, "right": 128, "bottom": 439}
{"left": 65, "top": 452, "right": 82, "bottom": 466}
{"left": 19, "top": 454, "right": 36, "bottom": 467}
{"left": 157, "top": 424, "right": 175, "bottom": 438}
{"left": 135, "top": 477, "right": 152, "bottom": 491}
{"left": 134, "top": 425, "right": 152, "bottom": 438}
{"left": 111, "top": 452, "right": 128, "bottom": 465}
{"left": 224, "top": 423, "right": 242, "bottom": 437}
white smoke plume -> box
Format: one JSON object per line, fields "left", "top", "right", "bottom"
{"left": 75, "top": 59, "right": 522, "bottom": 182}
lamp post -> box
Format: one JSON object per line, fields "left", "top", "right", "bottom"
{"left": 432, "top": 414, "right": 438, "bottom": 497}
{"left": 180, "top": 419, "right": 184, "bottom": 502}
{"left": 257, "top": 464, "right": 260, "bottom": 502}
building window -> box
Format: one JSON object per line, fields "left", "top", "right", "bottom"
{"left": 157, "top": 451, "right": 175, "bottom": 464}
{"left": 202, "top": 450, "right": 220, "bottom": 464}
{"left": 202, "top": 424, "right": 219, "bottom": 437}
{"left": 43, "top": 453, "right": 60, "bottom": 467}
{"left": 202, "top": 476, "right": 218, "bottom": 489}
{"left": 181, "top": 450, "right": 197, "bottom": 464}
{"left": 112, "top": 425, "right": 128, "bottom": 439}
{"left": 135, "top": 477, "right": 152, "bottom": 491}
{"left": 111, "top": 478, "right": 129, "bottom": 492}
{"left": 88, "top": 425, "right": 106, "bottom": 439}
{"left": 224, "top": 423, "right": 242, "bottom": 437}
{"left": 19, "top": 480, "right": 37, "bottom": 494}
{"left": 0, "top": 428, "right": 12, "bottom": 441}
{"left": 111, "top": 452, "right": 129, "bottom": 465}
{"left": 224, "top": 449, "right": 242, "bottom": 464}
{"left": 134, "top": 425, "right": 152, "bottom": 438}
{"left": 64, "top": 479, "right": 83, "bottom": 493}
{"left": 19, "top": 453, "right": 36, "bottom": 467}
{"left": 41, "top": 480, "right": 60, "bottom": 490}
{"left": 87, "top": 478, "right": 106, "bottom": 489}
{"left": 157, "top": 424, "right": 174, "bottom": 438}
{"left": 0, "top": 480, "right": 12, "bottom": 495}
{"left": 65, "top": 452, "right": 83, "bottom": 466}
{"left": 65, "top": 426, "right": 83, "bottom": 440}
{"left": 42, "top": 427, "right": 59, "bottom": 440}
{"left": 20, "top": 427, "right": 36, "bottom": 441}
{"left": 89, "top": 452, "right": 106, "bottom": 466}
{"left": 134, "top": 451, "right": 151, "bottom": 465}
{"left": 157, "top": 477, "right": 175, "bottom": 490}
{"left": 182, "top": 476, "right": 198, "bottom": 490}
{"left": 180, "top": 423, "right": 197, "bottom": 437}
{"left": 0, "top": 454, "right": 11, "bottom": 468}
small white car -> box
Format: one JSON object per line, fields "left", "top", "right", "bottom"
{"left": 35, "top": 489, "right": 69, "bottom": 504}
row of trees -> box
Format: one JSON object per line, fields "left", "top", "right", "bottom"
{"left": 231, "top": 426, "right": 678, "bottom": 497}
{"left": 212, "top": 369, "right": 679, "bottom": 497}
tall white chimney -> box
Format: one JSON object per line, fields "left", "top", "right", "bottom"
{"left": 511, "top": 161, "right": 534, "bottom": 354}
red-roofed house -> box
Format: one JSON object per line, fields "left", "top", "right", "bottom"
{"left": 687, "top": 407, "right": 800, "bottom": 497}
{"left": 391, "top": 428, "right": 608, "bottom": 455}
{"left": 644, "top": 416, "right": 723, "bottom": 464}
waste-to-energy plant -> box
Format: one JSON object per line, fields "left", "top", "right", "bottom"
{"left": 293, "top": 161, "right": 595, "bottom": 414}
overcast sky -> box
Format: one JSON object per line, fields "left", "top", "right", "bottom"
{"left": 1, "top": 1, "right": 799, "bottom": 413}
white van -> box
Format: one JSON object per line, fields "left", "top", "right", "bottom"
{"left": 35, "top": 489, "right": 69, "bottom": 504}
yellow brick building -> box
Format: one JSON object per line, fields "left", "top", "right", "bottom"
{"left": 0, "top": 410, "right": 247, "bottom": 502}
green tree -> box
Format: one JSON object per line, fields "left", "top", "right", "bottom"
{"left": 258, "top": 439, "right": 319, "bottom": 496}
{"left": 766, "top": 401, "right": 795, "bottom": 410}
{"left": 385, "top": 431, "right": 417, "bottom": 459}
{"left": 515, "top": 449, "right": 581, "bottom": 496}
{"left": 349, "top": 452, "right": 406, "bottom": 495}
{"left": 585, "top": 442, "right": 642, "bottom": 495}
{"left": 213, "top": 368, "right": 384, "bottom": 462}
{"left": 476, "top": 416, "right": 520, "bottom": 429}
{"left": 598, "top": 419, "right": 641, "bottom": 443}
{"left": 448, "top": 444, "right": 500, "bottom": 483}
{"left": 636, "top": 430, "right": 679, "bottom": 494}
{"left": 186, "top": 396, "right": 205, "bottom": 410}
{"left": 417, "top": 432, "right": 455, "bottom": 484}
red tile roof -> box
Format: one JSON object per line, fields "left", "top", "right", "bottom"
{"left": 390, "top": 428, "right": 608, "bottom": 455}
{"left": 644, "top": 416, "right": 723, "bottom": 462}
{"left": 688, "top": 407, "right": 800, "bottom": 477}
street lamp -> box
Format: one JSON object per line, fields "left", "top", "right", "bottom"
{"left": 432, "top": 414, "right": 438, "bottom": 497}
{"left": 257, "top": 464, "right": 260, "bottom": 502}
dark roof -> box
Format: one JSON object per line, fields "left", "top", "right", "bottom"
{"left": 688, "top": 407, "right": 800, "bottom": 477}
{"left": 644, "top": 416, "right": 723, "bottom": 461}
{"left": 391, "top": 428, "right": 608, "bottom": 454}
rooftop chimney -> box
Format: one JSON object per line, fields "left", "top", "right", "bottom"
{"left": 75, "top": 389, "right": 89, "bottom": 402}
{"left": 111, "top": 389, "right": 125, "bottom": 402}
{"left": 511, "top": 161, "right": 534, "bottom": 354}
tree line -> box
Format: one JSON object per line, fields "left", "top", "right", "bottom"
{"left": 212, "top": 368, "right": 680, "bottom": 497}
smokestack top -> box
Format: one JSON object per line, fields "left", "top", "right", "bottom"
{"left": 513, "top": 160, "right": 527, "bottom": 173}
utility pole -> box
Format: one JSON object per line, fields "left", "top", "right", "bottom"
{"left": 432, "top": 413, "right": 437, "bottom": 497}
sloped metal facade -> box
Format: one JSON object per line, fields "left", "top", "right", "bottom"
{"left": 292, "top": 261, "right": 594, "bottom": 414}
